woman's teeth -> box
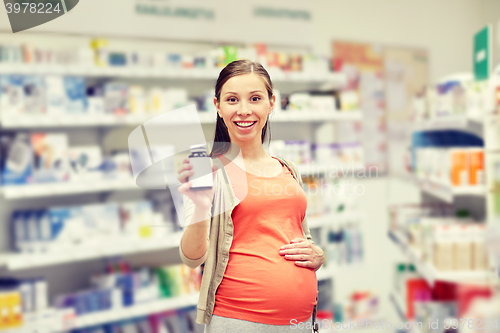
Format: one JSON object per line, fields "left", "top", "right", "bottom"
{"left": 235, "top": 122, "right": 256, "bottom": 127}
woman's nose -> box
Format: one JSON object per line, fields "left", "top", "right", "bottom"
{"left": 238, "top": 102, "right": 252, "bottom": 115}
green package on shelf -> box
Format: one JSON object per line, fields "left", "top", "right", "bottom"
{"left": 223, "top": 46, "right": 238, "bottom": 65}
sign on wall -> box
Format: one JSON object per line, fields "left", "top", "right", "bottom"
{"left": 0, "top": 0, "right": 314, "bottom": 46}
{"left": 474, "top": 25, "right": 492, "bottom": 81}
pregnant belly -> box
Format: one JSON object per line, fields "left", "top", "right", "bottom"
{"left": 214, "top": 250, "right": 318, "bottom": 323}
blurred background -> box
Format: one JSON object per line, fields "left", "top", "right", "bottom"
{"left": 0, "top": 0, "right": 500, "bottom": 332}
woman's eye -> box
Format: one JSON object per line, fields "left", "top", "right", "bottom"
{"left": 251, "top": 96, "right": 261, "bottom": 102}
{"left": 227, "top": 97, "right": 238, "bottom": 103}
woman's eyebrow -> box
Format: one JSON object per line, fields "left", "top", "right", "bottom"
{"left": 223, "top": 90, "right": 263, "bottom": 96}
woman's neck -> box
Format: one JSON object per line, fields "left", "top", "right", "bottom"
{"left": 227, "top": 139, "right": 269, "bottom": 162}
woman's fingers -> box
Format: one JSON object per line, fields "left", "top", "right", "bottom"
{"left": 283, "top": 254, "right": 310, "bottom": 261}
{"left": 177, "top": 169, "right": 194, "bottom": 183}
{"left": 294, "top": 261, "right": 314, "bottom": 268}
{"left": 178, "top": 181, "right": 192, "bottom": 195}
{"left": 280, "top": 248, "right": 313, "bottom": 256}
{"left": 177, "top": 159, "right": 193, "bottom": 183}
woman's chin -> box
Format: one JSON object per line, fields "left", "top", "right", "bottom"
{"left": 232, "top": 134, "right": 260, "bottom": 143}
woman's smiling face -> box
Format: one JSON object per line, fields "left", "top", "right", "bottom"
{"left": 215, "top": 73, "right": 275, "bottom": 145}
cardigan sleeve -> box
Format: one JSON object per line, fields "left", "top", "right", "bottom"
{"left": 178, "top": 194, "right": 211, "bottom": 269}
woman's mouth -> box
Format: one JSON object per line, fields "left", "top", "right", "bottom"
{"left": 233, "top": 121, "right": 257, "bottom": 132}
{"left": 234, "top": 121, "right": 257, "bottom": 128}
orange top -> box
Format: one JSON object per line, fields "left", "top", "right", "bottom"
{"left": 213, "top": 156, "right": 318, "bottom": 324}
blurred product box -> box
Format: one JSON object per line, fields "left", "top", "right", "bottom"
{"left": 68, "top": 146, "right": 103, "bottom": 182}
{"left": 0, "top": 133, "right": 33, "bottom": 185}
{"left": 31, "top": 132, "right": 70, "bottom": 183}
{"left": 415, "top": 147, "right": 484, "bottom": 187}
{"left": 63, "top": 76, "right": 87, "bottom": 114}
{"left": 0, "top": 75, "right": 24, "bottom": 117}
{"left": 23, "top": 75, "right": 46, "bottom": 114}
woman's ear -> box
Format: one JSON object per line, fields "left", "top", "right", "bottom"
{"left": 269, "top": 94, "right": 276, "bottom": 114}
{"left": 213, "top": 97, "right": 220, "bottom": 116}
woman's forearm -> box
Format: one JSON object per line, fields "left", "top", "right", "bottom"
{"left": 180, "top": 206, "right": 211, "bottom": 260}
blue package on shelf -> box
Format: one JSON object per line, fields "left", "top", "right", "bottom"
{"left": 411, "top": 130, "right": 484, "bottom": 171}
{"left": 11, "top": 210, "right": 27, "bottom": 252}
{"left": 74, "top": 292, "right": 88, "bottom": 316}
{"left": 87, "top": 290, "right": 101, "bottom": 313}
{"left": 109, "top": 52, "right": 127, "bottom": 66}
{"left": 116, "top": 273, "right": 134, "bottom": 306}
{"left": 98, "top": 289, "right": 112, "bottom": 311}
{"left": 64, "top": 76, "right": 88, "bottom": 113}
{"left": 0, "top": 133, "right": 33, "bottom": 185}
{"left": 0, "top": 277, "right": 21, "bottom": 290}
{"left": 37, "top": 210, "right": 51, "bottom": 252}
{"left": 25, "top": 210, "right": 42, "bottom": 253}
{"left": 46, "top": 206, "right": 85, "bottom": 251}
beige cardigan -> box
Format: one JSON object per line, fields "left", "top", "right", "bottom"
{"left": 179, "top": 156, "right": 318, "bottom": 327}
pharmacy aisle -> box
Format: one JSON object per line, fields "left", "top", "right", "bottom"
{"left": 388, "top": 62, "right": 500, "bottom": 332}
{"left": 1, "top": 2, "right": 498, "bottom": 332}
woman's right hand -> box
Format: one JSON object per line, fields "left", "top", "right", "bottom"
{"left": 177, "top": 158, "right": 215, "bottom": 210}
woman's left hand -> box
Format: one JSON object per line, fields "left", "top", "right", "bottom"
{"left": 279, "top": 238, "right": 325, "bottom": 271}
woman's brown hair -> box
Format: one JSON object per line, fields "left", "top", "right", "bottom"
{"left": 211, "top": 60, "right": 273, "bottom": 157}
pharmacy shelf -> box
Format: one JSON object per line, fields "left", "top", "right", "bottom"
{"left": 0, "top": 178, "right": 140, "bottom": 199}
{"left": 0, "top": 111, "right": 361, "bottom": 129}
{"left": 389, "top": 291, "right": 407, "bottom": 321}
{"left": 5, "top": 293, "right": 199, "bottom": 333}
{"left": 0, "top": 64, "right": 346, "bottom": 84}
{"left": 411, "top": 175, "right": 485, "bottom": 203}
{"left": 412, "top": 114, "right": 484, "bottom": 137}
{"left": 388, "top": 230, "right": 494, "bottom": 286}
{"left": 271, "top": 111, "right": 361, "bottom": 123}
{"left": 0, "top": 232, "right": 183, "bottom": 271}
{"left": 70, "top": 293, "right": 199, "bottom": 330}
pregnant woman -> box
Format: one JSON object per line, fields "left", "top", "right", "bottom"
{"left": 177, "top": 60, "right": 325, "bottom": 332}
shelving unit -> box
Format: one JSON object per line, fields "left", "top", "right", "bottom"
{"left": 71, "top": 293, "right": 199, "bottom": 330}
{"left": 0, "top": 35, "right": 363, "bottom": 331}
{"left": 5, "top": 293, "right": 200, "bottom": 333}
{"left": 0, "top": 110, "right": 361, "bottom": 129}
{"left": 388, "top": 230, "right": 494, "bottom": 286}
{"left": 0, "top": 232, "right": 183, "bottom": 271}
{"left": 0, "top": 64, "right": 347, "bottom": 84}
{"left": 412, "top": 114, "right": 484, "bottom": 138}
{"left": 0, "top": 178, "right": 139, "bottom": 199}
{"left": 410, "top": 175, "right": 485, "bottom": 203}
